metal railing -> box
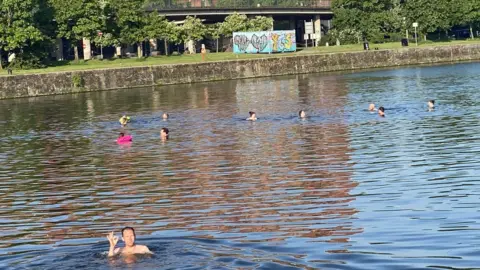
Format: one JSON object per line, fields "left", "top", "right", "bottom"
{"left": 152, "top": 0, "right": 331, "bottom": 9}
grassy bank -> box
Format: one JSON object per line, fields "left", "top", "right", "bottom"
{"left": 1, "top": 40, "right": 480, "bottom": 76}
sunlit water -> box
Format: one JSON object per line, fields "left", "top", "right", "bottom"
{"left": 1, "top": 62, "right": 480, "bottom": 269}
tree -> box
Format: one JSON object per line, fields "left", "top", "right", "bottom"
{"left": 248, "top": 16, "right": 274, "bottom": 31}
{"left": 219, "top": 13, "right": 250, "bottom": 38}
{"left": 50, "top": 0, "right": 112, "bottom": 60}
{"left": 208, "top": 23, "right": 222, "bottom": 53}
{"left": 332, "top": 0, "right": 398, "bottom": 43}
{"left": 112, "top": 0, "right": 147, "bottom": 58}
{"left": 144, "top": 12, "right": 173, "bottom": 55}
{"left": 401, "top": 0, "right": 452, "bottom": 41}
{"left": 179, "top": 16, "right": 207, "bottom": 53}
{"left": 451, "top": 0, "right": 480, "bottom": 38}
{"left": 0, "top": 0, "right": 46, "bottom": 69}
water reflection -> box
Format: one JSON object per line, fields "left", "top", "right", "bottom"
{"left": 3, "top": 62, "right": 480, "bottom": 269}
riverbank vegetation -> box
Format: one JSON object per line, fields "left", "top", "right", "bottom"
{"left": 1, "top": 0, "right": 480, "bottom": 71}
{"left": 331, "top": 0, "right": 480, "bottom": 45}
{"left": 0, "top": 1, "right": 273, "bottom": 70}
{"left": 1, "top": 39, "right": 478, "bottom": 76}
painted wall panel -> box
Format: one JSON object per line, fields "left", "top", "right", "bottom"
{"left": 233, "top": 30, "right": 296, "bottom": 54}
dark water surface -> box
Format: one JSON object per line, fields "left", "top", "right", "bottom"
{"left": 1, "top": 62, "right": 480, "bottom": 269}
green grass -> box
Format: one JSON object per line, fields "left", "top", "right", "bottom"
{"left": 304, "top": 39, "right": 480, "bottom": 54}
{"left": 1, "top": 39, "right": 480, "bottom": 76}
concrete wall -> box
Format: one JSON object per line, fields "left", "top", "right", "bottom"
{"left": 2, "top": 44, "right": 480, "bottom": 99}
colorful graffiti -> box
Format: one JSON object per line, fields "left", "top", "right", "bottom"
{"left": 233, "top": 30, "right": 296, "bottom": 54}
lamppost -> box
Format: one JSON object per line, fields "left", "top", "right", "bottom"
{"left": 413, "top": 22, "right": 418, "bottom": 46}
{"left": 97, "top": 31, "right": 103, "bottom": 59}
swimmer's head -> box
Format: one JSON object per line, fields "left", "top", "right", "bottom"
{"left": 378, "top": 106, "right": 385, "bottom": 117}
{"left": 162, "top": 113, "right": 169, "bottom": 119}
{"left": 161, "top": 127, "right": 169, "bottom": 139}
{"left": 121, "top": 227, "right": 136, "bottom": 247}
{"left": 299, "top": 110, "right": 306, "bottom": 118}
{"left": 369, "top": 103, "right": 376, "bottom": 111}
{"left": 119, "top": 132, "right": 125, "bottom": 137}
{"left": 428, "top": 100, "right": 435, "bottom": 108}
{"left": 247, "top": 111, "right": 257, "bottom": 120}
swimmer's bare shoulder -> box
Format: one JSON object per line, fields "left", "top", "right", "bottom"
{"left": 137, "top": 245, "right": 153, "bottom": 254}
{"left": 118, "top": 245, "right": 153, "bottom": 255}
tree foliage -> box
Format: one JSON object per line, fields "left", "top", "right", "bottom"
{"left": 3, "top": 0, "right": 480, "bottom": 69}
{"left": 0, "top": 0, "right": 47, "bottom": 69}
{"left": 179, "top": 16, "right": 207, "bottom": 43}
{"left": 0, "top": 0, "right": 45, "bottom": 51}
{"left": 219, "top": 13, "right": 273, "bottom": 38}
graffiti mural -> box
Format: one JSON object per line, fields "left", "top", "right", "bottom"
{"left": 233, "top": 30, "right": 296, "bottom": 54}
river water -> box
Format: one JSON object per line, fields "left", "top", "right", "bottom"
{"left": 1, "top": 62, "right": 480, "bottom": 269}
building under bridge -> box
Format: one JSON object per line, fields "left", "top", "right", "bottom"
{"left": 149, "top": 0, "right": 333, "bottom": 48}
{"left": 57, "top": 0, "right": 333, "bottom": 60}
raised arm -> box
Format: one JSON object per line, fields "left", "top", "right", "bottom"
{"left": 106, "top": 232, "right": 120, "bottom": 257}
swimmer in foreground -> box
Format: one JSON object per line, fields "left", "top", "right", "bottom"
{"left": 107, "top": 227, "right": 152, "bottom": 257}
{"left": 369, "top": 103, "right": 377, "bottom": 111}
{"left": 299, "top": 110, "right": 306, "bottom": 119}
{"left": 162, "top": 113, "right": 169, "bottom": 120}
{"left": 160, "top": 127, "right": 169, "bottom": 140}
{"left": 119, "top": 115, "right": 131, "bottom": 126}
{"left": 246, "top": 111, "right": 257, "bottom": 121}
{"left": 117, "top": 132, "right": 132, "bottom": 143}
{"left": 428, "top": 100, "right": 435, "bottom": 110}
{"left": 378, "top": 106, "right": 385, "bottom": 117}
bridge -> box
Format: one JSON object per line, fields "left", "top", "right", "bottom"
{"left": 149, "top": 0, "right": 333, "bottom": 47}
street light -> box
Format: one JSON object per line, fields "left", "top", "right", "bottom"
{"left": 97, "top": 31, "right": 103, "bottom": 59}
{"left": 413, "top": 22, "right": 418, "bottom": 46}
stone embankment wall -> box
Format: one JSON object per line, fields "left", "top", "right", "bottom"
{"left": 1, "top": 44, "right": 480, "bottom": 99}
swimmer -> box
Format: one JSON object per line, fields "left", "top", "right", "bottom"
{"left": 369, "top": 103, "right": 377, "bottom": 111}
{"left": 378, "top": 106, "right": 385, "bottom": 117}
{"left": 117, "top": 132, "right": 132, "bottom": 143}
{"left": 428, "top": 100, "right": 435, "bottom": 110}
{"left": 160, "top": 127, "right": 169, "bottom": 140}
{"left": 246, "top": 111, "right": 257, "bottom": 121}
{"left": 162, "top": 113, "right": 169, "bottom": 120}
{"left": 107, "top": 227, "right": 152, "bottom": 257}
{"left": 119, "top": 115, "right": 131, "bottom": 126}
{"left": 299, "top": 110, "right": 306, "bottom": 119}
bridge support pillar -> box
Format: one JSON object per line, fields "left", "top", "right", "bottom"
{"left": 82, "top": 37, "right": 91, "bottom": 60}
{"left": 55, "top": 38, "right": 64, "bottom": 61}
{"left": 314, "top": 15, "right": 321, "bottom": 46}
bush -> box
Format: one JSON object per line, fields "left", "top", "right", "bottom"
{"left": 327, "top": 29, "right": 362, "bottom": 45}
{"left": 72, "top": 74, "right": 84, "bottom": 88}
{"left": 8, "top": 51, "right": 49, "bottom": 70}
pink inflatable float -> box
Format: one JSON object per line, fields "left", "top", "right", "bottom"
{"left": 117, "top": 135, "right": 132, "bottom": 144}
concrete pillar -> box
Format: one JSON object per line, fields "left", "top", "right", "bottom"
{"left": 137, "top": 42, "right": 144, "bottom": 58}
{"left": 314, "top": 15, "right": 321, "bottom": 47}
{"left": 150, "top": 39, "right": 158, "bottom": 51}
{"left": 55, "top": 38, "right": 64, "bottom": 61}
{"left": 115, "top": 46, "right": 122, "bottom": 58}
{"left": 82, "top": 37, "right": 91, "bottom": 60}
